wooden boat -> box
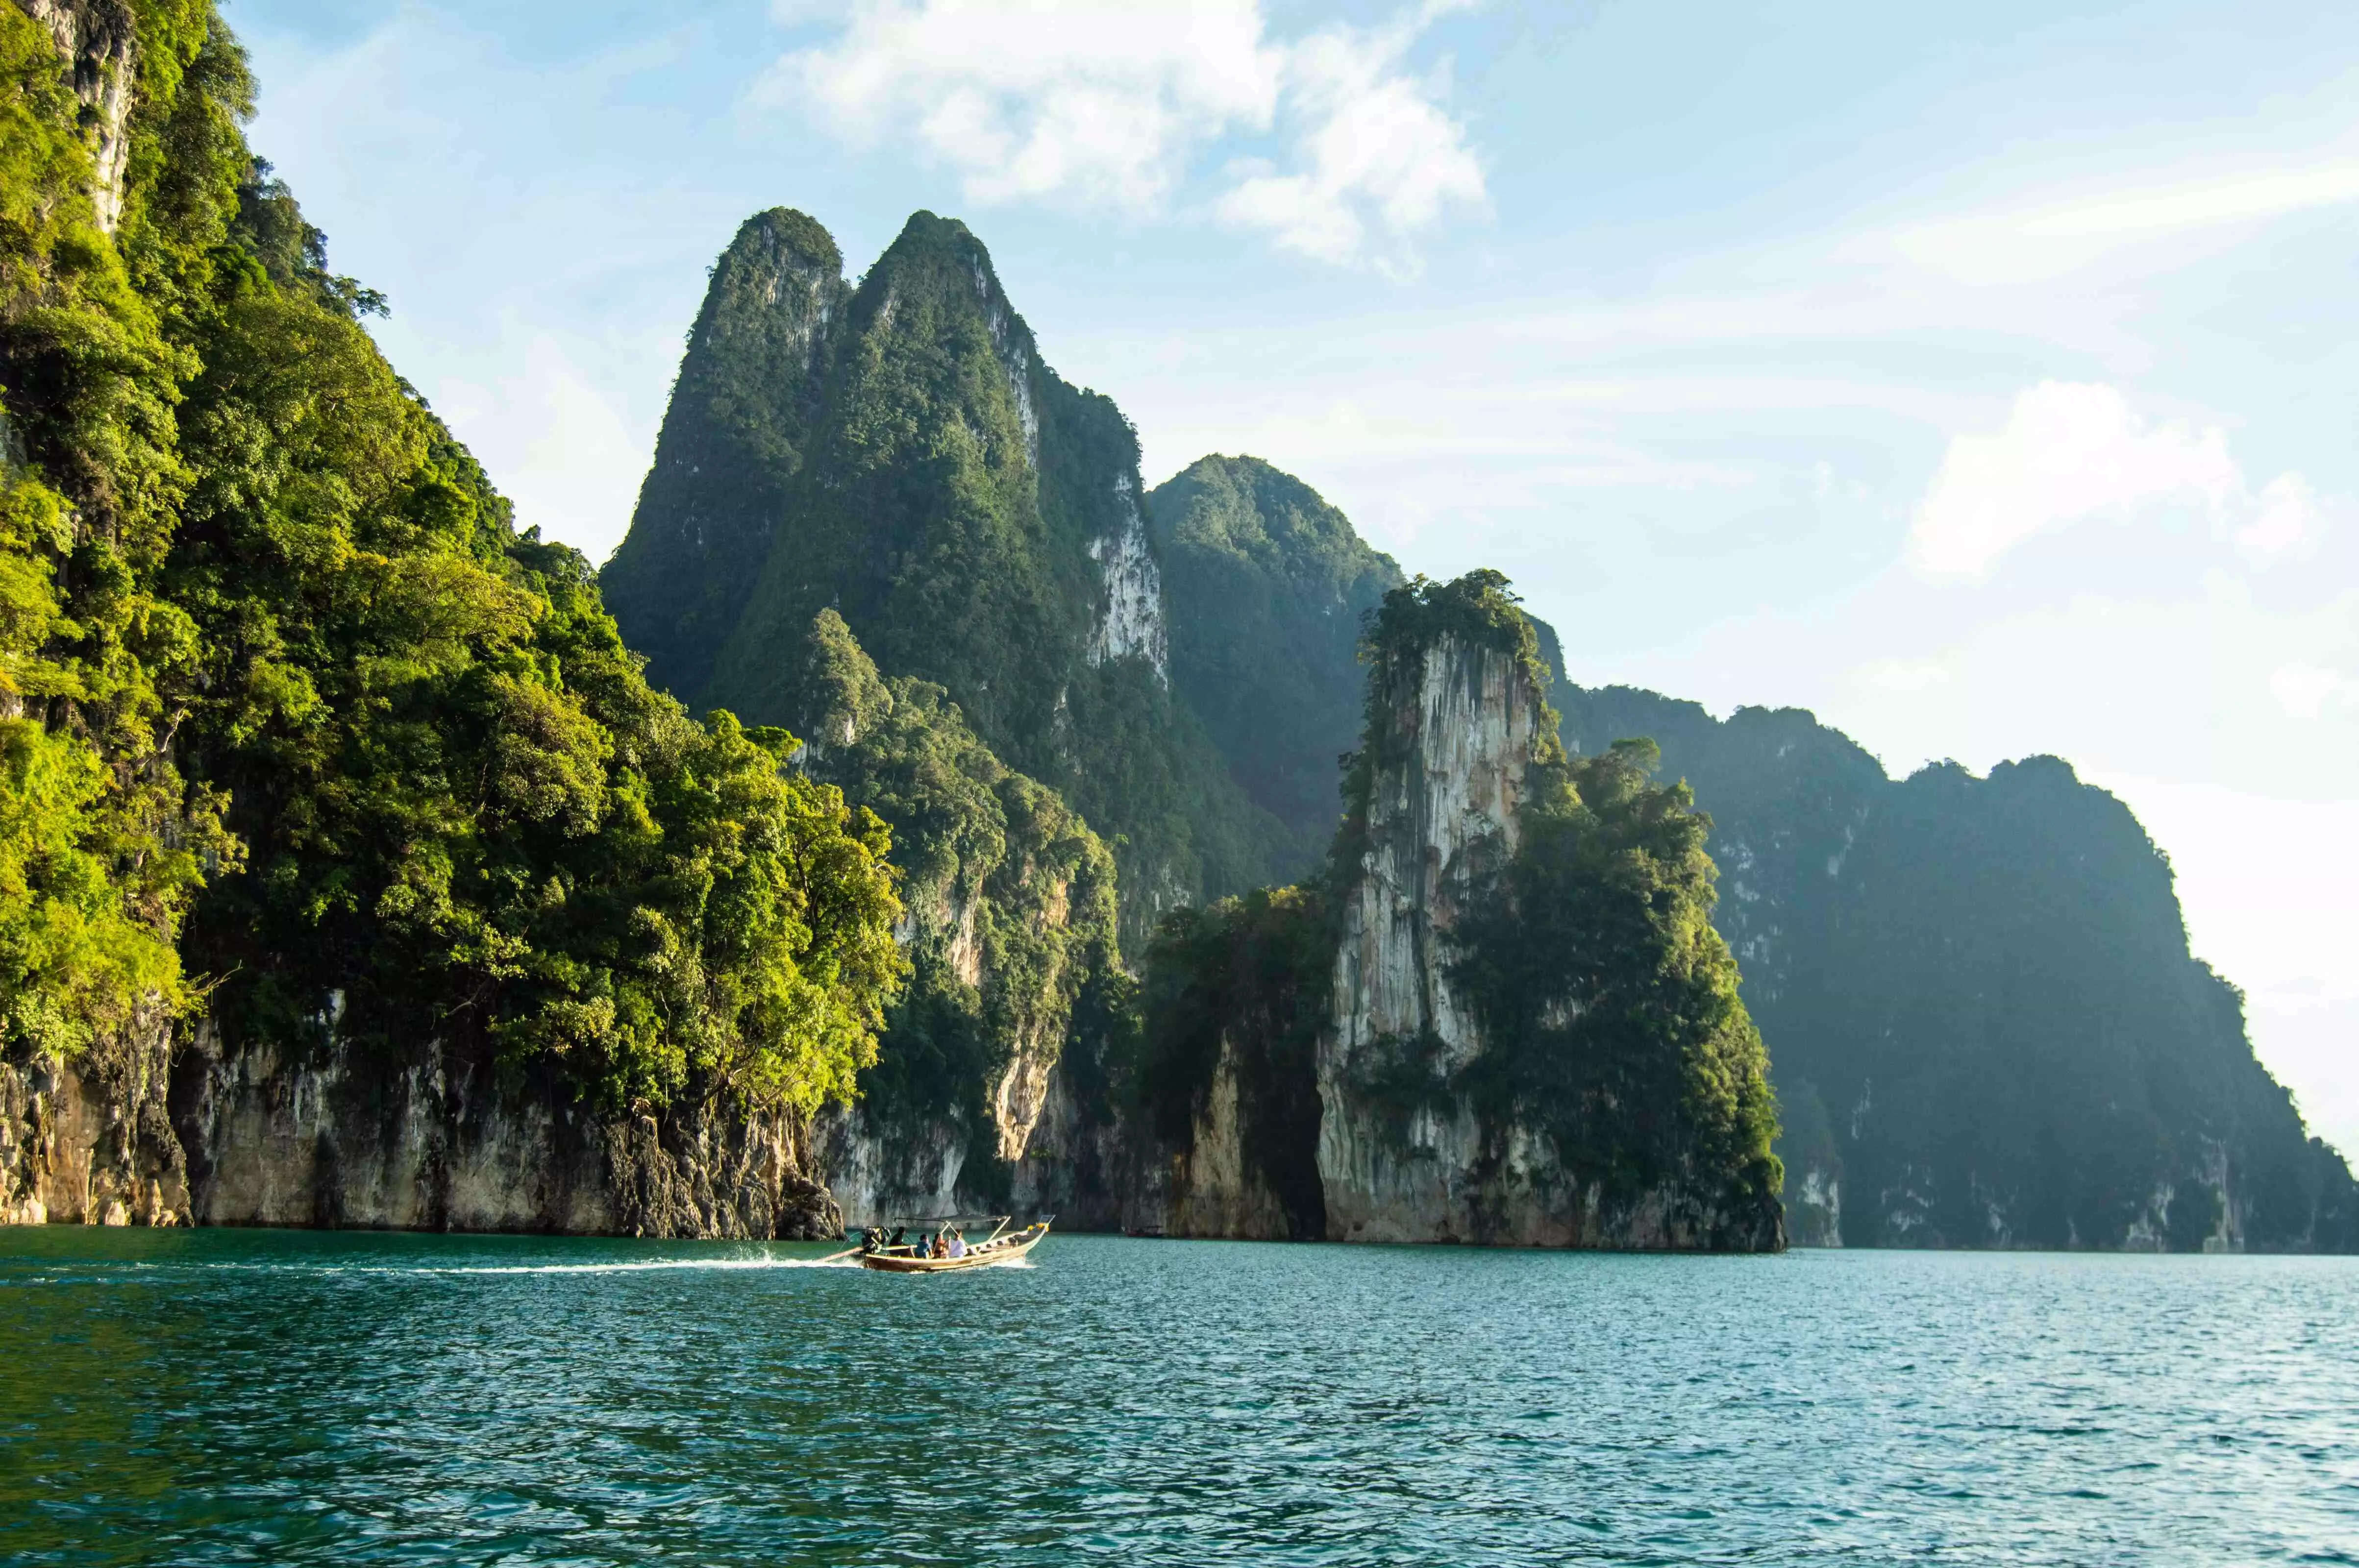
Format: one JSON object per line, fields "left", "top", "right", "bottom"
{"left": 857, "top": 1217, "right": 1051, "bottom": 1273}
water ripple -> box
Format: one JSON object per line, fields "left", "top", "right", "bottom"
{"left": 0, "top": 1230, "right": 2353, "bottom": 1565}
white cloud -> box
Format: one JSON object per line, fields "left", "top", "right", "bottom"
{"left": 2271, "top": 662, "right": 2359, "bottom": 720}
{"left": 1907, "top": 382, "right": 2338, "bottom": 581}
{"left": 757, "top": 0, "right": 1280, "bottom": 212}
{"left": 2019, "top": 162, "right": 2359, "bottom": 240}
{"left": 2235, "top": 472, "right": 2330, "bottom": 564}
{"left": 1214, "top": 16, "right": 1485, "bottom": 268}
{"left": 757, "top": 0, "right": 1483, "bottom": 265}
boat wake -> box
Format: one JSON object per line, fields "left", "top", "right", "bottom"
{"left": 409, "top": 1255, "right": 864, "bottom": 1276}
{"left": 50, "top": 1253, "right": 874, "bottom": 1280}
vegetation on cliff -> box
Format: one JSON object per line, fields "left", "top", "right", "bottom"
{"left": 781, "top": 609, "right": 1121, "bottom": 1177}
{"left": 1558, "top": 687, "right": 2358, "bottom": 1250}
{"left": 1139, "top": 885, "right": 1329, "bottom": 1238}
{"left": 0, "top": 0, "right": 228, "bottom": 1056}
{"left": 0, "top": 2, "right": 906, "bottom": 1118}
{"left": 1349, "top": 572, "right": 1779, "bottom": 1208}
{"left": 603, "top": 211, "right": 1292, "bottom": 944}
{"left": 1446, "top": 735, "right": 1782, "bottom": 1207}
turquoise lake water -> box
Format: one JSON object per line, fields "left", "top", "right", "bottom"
{"left": 1, "top": 1230, "right": 2354, "bottom": 1566}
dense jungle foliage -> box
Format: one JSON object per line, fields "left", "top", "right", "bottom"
{"left": 604, "top": 210, "right": 1292, "bottom": 946}
{"left": 1558, "top": 687, "right": 2359, "bottom": 1249}
{"left": 1445, "top": 735, "right": 1782, "bottom": 1206}
{"left": 0, "top": 2, "right": 906, "bottom": 1116}
{"left": 781, "top": 608, "right": 1121, "bottom": 1170}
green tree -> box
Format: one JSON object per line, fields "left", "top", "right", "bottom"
{"left": 3, "top": 1, "right": 909, "bottom": 1122}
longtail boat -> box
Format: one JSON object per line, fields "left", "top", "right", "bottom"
{"left": 856, "top": 1216, "right": 1051, "bottom": 1273}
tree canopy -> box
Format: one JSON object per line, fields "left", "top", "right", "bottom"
{"left": 0, "top": 2, "right": 905, "bottom": 1117}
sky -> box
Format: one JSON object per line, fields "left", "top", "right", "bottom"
{"left": 225, "top": 0, "right": 2359, "bottom": 1159}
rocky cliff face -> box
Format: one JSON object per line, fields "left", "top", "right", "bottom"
{"left": 2, "top": 1029, "right": 843, "bottom": 1236}
{"left": 1317, "top": 629, "right": 1547, "bottom": 1241}
{"left": 20, "top": 0, "right": 137, "bottom": 234}
{"left": 1312, "top": 587, "right": 1783, "bottom": 1250}
{"left": 1, "top": 1013, "right": 186, "bottom": 1226}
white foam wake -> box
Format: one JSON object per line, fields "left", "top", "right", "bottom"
{"left": 416, "top": 1254, "right": 862, "bottom": 1276}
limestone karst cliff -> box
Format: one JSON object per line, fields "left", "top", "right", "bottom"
{"left": 1122, "top": 574, "right": 1786, "bottom": 1250}
{"left": 1320, "top": 575, "right": 1782, "bottom": 1247}
{"left": 2, "top": 1021, "right": 844, "bottom": 1236}
{"left": 1557, "top": 687, "right": 2359, "bottom": 1252}
{"left": 602, "top": 211, "right": 1291, "bottom": 947}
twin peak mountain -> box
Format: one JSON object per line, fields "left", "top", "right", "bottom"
{"left": 601, "top": 207, "right": 1781, "bottom": 1248}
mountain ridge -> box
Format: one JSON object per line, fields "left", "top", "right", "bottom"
{"left": 604, "top": 210, "right": 1293, "bottom": 946}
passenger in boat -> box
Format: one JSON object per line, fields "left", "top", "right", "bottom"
{"left": 947, "top": 1230, "right": 967, "bottom": 1259}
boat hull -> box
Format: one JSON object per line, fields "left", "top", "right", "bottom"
{"left": 858, "top": 1224, "right": 1049, "bottom": 1273}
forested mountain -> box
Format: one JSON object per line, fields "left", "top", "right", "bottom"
{"left": 1147, "top": 455, "right": 2352, "bottom": 1250}
{"left": 1555, "top": 690, "right": 2358, "bottom": 1250}
{"left": 1145, "top": 456, "right": 1404, "bottom": 879}
{"left": 603, "top": 211, "right": 1290, "bottom": 946}
{"left": 3, "top": 0, "right": 905, "bottom": 1232}
{"left": 771, "top": 609, "right": 1130, "bottom": 1213}
{"left": 1144, "top": 455, "right": 1570, "bottom": 882}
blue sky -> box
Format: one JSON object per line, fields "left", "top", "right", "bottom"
{"left": 227, "top": 0, "right": 2359, "bottom": 1156}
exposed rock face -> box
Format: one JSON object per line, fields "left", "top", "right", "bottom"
{"left": 1318, "top": 631, "right": 1540, "bottom": 1241}
{"left": 1327, "top": 632, "right": 1542, "bottom": 1088}
{"left": 21, "top": 0, "right": 138, "bottom": 234}
{"left": 1160, "top": 1038, "right": 1297, "bottom": 1239}
{"left": 2, "top": 1031, "right": 841, "bottom": 1237}
{"left": 813, "top": 1110, "right": 966, "bottom": 1230}
{"left": 1314, "top": 626, "right": 1781, "bottom": 1250}
{"left": 1086, "top": 477, "right": 1169, "bottom": 684}
{"left": 0, "top": 1011, "right": 187, "bottom": 1227}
